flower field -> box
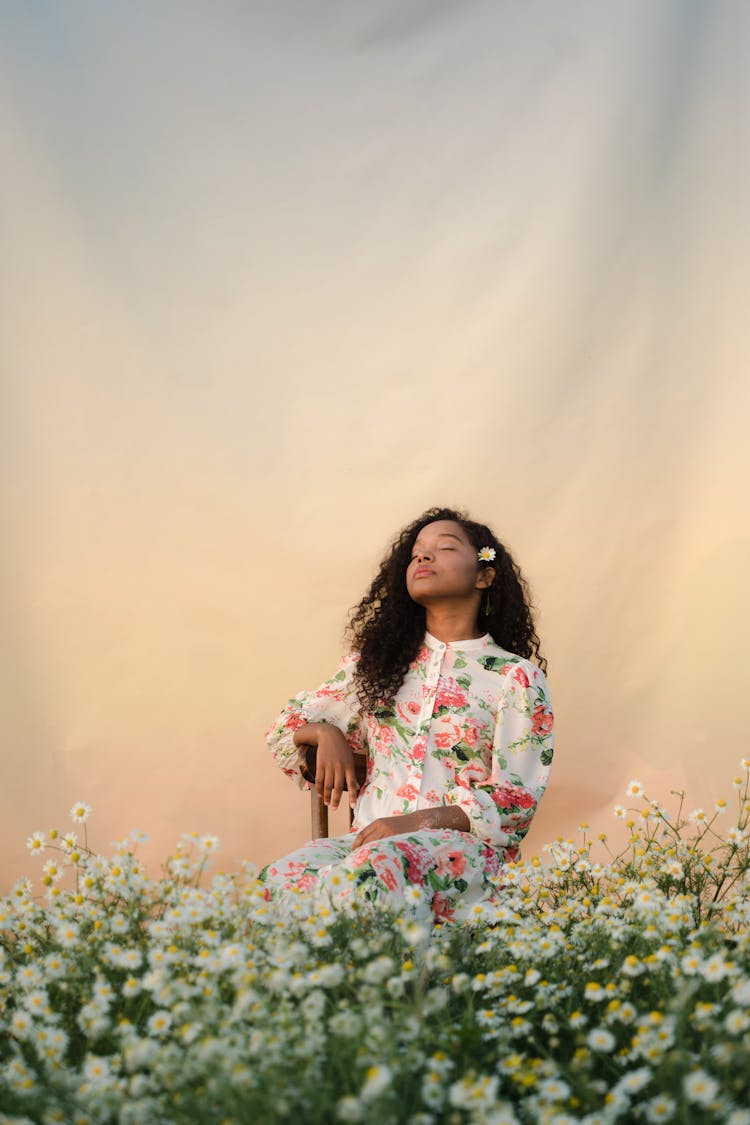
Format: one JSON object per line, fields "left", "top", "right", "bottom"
{"left": 3, "top": 772, "right": 750, "bottom": 1124}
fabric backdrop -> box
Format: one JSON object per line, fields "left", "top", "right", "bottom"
{"left": 1, "top": 1, "right": 749, "bottom": 887}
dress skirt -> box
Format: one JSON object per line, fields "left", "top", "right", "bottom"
{"left": 260, "top": 828, "right": 512, "bottom": 923}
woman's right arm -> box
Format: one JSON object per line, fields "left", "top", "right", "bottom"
{"left": 264, "top": 653, "right": 364, "bottom": 807}
{"left": 292, "top": 722, "right": 361, "bottom": 810}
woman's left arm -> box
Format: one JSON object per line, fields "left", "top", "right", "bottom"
{"left": 442, "top": 660, "right": 554, "bottom": 850}
{"left": 352, "top": 805, "right": 469, "bottom": 848}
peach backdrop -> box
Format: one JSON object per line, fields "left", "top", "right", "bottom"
{"left": 1, "top": 3, "right": 749, "bottom": 887}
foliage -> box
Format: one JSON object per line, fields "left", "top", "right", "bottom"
{"left": 2, "top": 770, "right": 750, "bottom": 1124}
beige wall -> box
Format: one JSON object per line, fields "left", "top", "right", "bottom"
{"left": 1, "top": 3, "right": 749, "bottom": 887}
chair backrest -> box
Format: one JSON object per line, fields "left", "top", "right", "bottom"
{"left": 299, "top": 745, "right": 368, "bottom": 839}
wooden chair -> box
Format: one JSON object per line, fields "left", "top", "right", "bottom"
{"left": 298, "top": 745, "right": 369, "bottom": 838}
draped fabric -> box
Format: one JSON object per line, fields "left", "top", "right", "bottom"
{"left": 1, "top": 2, "right": 748, "bottom": 885}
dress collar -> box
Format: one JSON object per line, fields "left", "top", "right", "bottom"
{"left": 424, "top": 631, "right": 492, "bottom": 652}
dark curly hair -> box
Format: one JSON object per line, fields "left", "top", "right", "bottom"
{"left": 346, "top": 507, "right": 547, "bottom": 712}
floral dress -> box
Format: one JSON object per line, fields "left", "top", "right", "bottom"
{"left": 262, "top": 632, "right": 554, "bottom": 922}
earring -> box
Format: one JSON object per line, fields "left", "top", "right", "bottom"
{"left": 483, "top": 588, "right": 492, "bottom": 616}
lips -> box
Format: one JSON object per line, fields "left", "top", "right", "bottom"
{"left": 413, "top": 567, "right": 436, "bottom": 578}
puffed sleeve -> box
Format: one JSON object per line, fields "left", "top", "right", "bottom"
{"left": 264, "top": 653, "right": 365, "bottom": 790}
{"left": 443, "top": 660, "right": 554, "bottom": 851}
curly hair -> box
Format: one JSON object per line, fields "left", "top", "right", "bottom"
{"left": 346, "top": 506, "right": 547, "bottom": 712}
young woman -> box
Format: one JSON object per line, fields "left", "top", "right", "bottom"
{"left": 263, "top": 507, "right": 554, "bottom": 922}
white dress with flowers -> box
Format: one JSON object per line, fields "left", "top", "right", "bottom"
{"left": 262, "top": 632, "right": 554, "bottom": 922}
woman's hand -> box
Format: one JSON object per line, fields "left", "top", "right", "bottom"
{"left": 352, "top": 806, "right": 470, "bottom": 849}
{"left": 294, "top": 723, "right": 360, "bottom": 810}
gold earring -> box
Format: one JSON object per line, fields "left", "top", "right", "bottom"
{"left": 483, "top": 589, "right": 492, "bottom": 616}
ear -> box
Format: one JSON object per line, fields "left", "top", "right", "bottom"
{"left": 475, "top": 567, "right": 495, "bottom": 590}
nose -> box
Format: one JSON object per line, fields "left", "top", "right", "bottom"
{"left": 415, "top": 547, "right": 433, "bottom": 562}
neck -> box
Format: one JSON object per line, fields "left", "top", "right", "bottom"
{"left": 424, "top": 605, "right": 484, "bottom": 644}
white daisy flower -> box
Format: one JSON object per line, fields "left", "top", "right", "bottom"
{"left": 147, "top": 1010, "right": 172, "bottom": 1036}
{"left": 26, "top": 831, "right": 46, "bottom": 855}
{"left": 70, "top": 801, "right": 92, "bottom": 824}
{"left": 724, "top": 1009, "right": 750, "bottom": 1035}
{"left": 538, "top": 1077, "right": 571, "bottom": 1102}
{"left": 619, "top": 1067, "right": 652, "bottom": 1094}
{"left": 586, "top": 1028, "right": 615, "bottom": 1052}
{"left": 42, "top": 859, "right": 64, "bottom": 883}
{"left": 361, "top": 1065, "right": 392, "bottom": 1102}
{"left": 701, "top": 954, "right": 732, "bottom": 982}
{"left": 626, "top": 779, "right": 644, "bottom": 798}
{"left": 683, "top": 1069, "right": 719, "bottom": 1106}
{"left": 643, "top": 1095, "right": 676, "bottom": 1122}
{"left": 478, "top": 547, "right": 496, "bottom": 562}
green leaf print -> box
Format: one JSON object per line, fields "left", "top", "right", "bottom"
{"left": 477, "top": 655, "right": 511, "bottom": 673}
{"left": 452, "top": 655, "right": 468, "bottom": 669}
{"left": 433, "top": 703, "right": 471, "bottom": 719}
{"left": 540, "top": 746, "right": 554, "bottom": 766}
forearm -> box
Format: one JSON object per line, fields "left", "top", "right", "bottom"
{"left": 351, "top": 804, "right": 470, "bottom": 848}
{"left": 413, "top": 810, "right": 465, "bottom": 837}
{"left": 402, "top": 806, "right": 471, "bottom": 834}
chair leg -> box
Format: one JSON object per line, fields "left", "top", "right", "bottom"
{"left": 311, "top": 793, "right": 329, "bottom": 839}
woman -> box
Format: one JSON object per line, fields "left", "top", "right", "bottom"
{"left": 263, "top": 507, "right": 554, "bottom": 922}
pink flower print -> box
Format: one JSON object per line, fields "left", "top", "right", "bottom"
{"left": 513, "top": 667, "right": 530, "bottom": 689}
{"left": 435, "top": 677, "right": 468, "bottom": 709}
{"left": 284, "top": 861, "right": 307, "bottom": 877}
{"left": 434, "top": 844, "right": 467, "bottom": 878}
{"left": 491, "top": 783, "right": 536, "bottom": 811}
{"left": 372, "top": 854, "right": 399, "bottom": 892}
{"left": 395, "top": 782, "right": 420, "bottom": 801}
{"left": 349, "top": 845, "right": 373, "bottom": 866}
{"left": 412, "top": 743, "right": 426, "bottom": 763}
{"left": 316, "top": 684, "right": 347, "bottom": 699}
{"left": 531, "top": 705, "right": 554, "bottom": 736}
{"left": 284, "top": 712, "right": 308, "bottom": 732}
{"left": 397, "top": 700, "right": 421, "bottom": 725}
{"left": 433, "top": 720, "right": 461, "bottom": 749}
{"left": 431, "top": 892, "right": 456, "bottom": 923}
{"left": 456, "top": 761, "right": 488, "bottom": 787}
{"left": 393, "top": 841, "right": 431, "bottom": 885}
{"left": 294, "top": 874, "right": 317, "bottom": 891}
{"left": 462, "top": 721, "right": 480, "bottom": 748}
{"left": 480, "top": 846, "right": 502, "bottom": 875}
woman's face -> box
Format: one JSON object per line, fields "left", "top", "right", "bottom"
{"left": 405, "top": 520, "right": 493, "bottom": 606}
